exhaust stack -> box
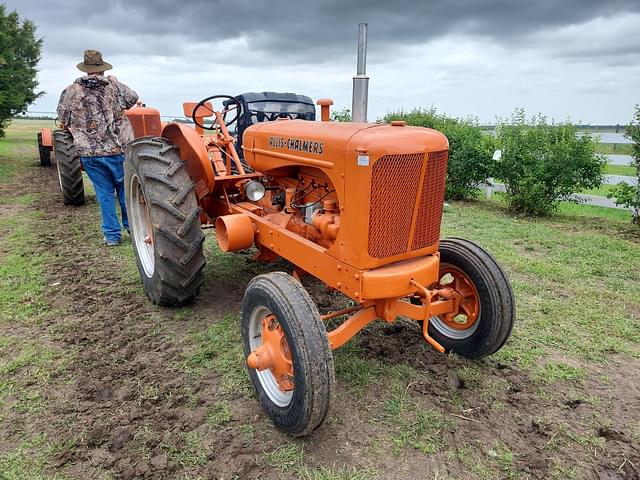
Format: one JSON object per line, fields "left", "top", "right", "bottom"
{"left": 352, "top": 23, "right": 369, "bottom": 123}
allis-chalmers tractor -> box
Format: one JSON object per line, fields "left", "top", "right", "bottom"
{"left": 124, "top": 93, "right": 515, "bottom": 436}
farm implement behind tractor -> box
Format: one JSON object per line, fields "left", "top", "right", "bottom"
{"left": 123, "top": 93, "right": 515, "bottom": 436}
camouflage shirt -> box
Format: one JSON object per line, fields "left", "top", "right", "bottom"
{"left": 57, "top": 75, "right": 139, "bottom": 157}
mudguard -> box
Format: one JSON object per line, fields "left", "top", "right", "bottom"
{"left": 162, "top": 122, "right": 215, "bottom": 199}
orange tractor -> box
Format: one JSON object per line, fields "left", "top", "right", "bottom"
{"left": 124, "top": 94, "right": 515, "bottom": 436}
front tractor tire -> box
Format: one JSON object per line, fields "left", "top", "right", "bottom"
{"left": 242, "top": 272, "right": 335, "bottom": 436}
{"left": 125, "top": 137, "right": 206, "bottom": 306}
{"left": 53, "top": 130, "right": 84, "bottom": 205}
{"left": 428, "top": 238, "right": 515, "bottom": 359}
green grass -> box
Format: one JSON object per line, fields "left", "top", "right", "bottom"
{"left": 207, "top": 400, "right": 232, "bottom": 427}
{"left": 263, "top": 443, "right": 376, "bottom": 480}
{"left": 182, "top": 314, "right": 252, "bottom": 396}
{"left": 581, "top": 184, "right": 617, "bottom": 197}
{"left": 382, "top": 384, "right": 454, "bottom": 455}
{"left": 534, "top": 363, "right": 587, "bottom": 384}
{"left": 0, "top": 119, "right": 56, "bottom": 182}
{"left": 0, "top": 434, "right": 67, "bottom": 480}
{"left": 0, "top": 210, "right": 48, "bottom": 323}
{"left": 442, "top": 199, "right": 640, "bottom": 365}
{"left": 603, "top": 163, "right": 636, "bottom": 176}
{"left": 452, "top": 443, "right": 520, "bottom": 480}
{"left": 164, "top": 430, "right": 207, "bottom": 467}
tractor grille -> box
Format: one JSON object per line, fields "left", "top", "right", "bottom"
{"left": 368, "top": 154, "right": 423, "bottom": 258}
{"left": 368, "top": 150, "right": 449, "bottom": 259}
{"left": 412, "top": 150, "right": 449, "bottom": 250}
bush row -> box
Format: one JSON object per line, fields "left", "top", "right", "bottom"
{"left": 608, "top": 105, "right": 640, "bottom": 224}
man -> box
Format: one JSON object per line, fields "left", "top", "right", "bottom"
{"left": 57, "top": 49, "right": 139, "bottom": 246}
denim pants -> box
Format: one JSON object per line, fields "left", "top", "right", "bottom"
{"left": 80, "top": 154, "right": 129, "bottom": 242}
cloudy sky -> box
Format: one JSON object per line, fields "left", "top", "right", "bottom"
{"left": 5, "top": 0, "right": 640, "bottom": 124}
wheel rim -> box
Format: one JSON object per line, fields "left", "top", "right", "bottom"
{"left": 56, "top": 157, "right": 63, "bottom": 192}
{"left": 429, "top": 264, "right": 481, "bottom": 340}
{"left": 129, "top": 174, "right": 155, "bottom": 278}
{"left": 248, "top": 305, "right": 294, "bottom": 407}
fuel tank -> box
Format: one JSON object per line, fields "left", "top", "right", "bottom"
{"left": 242, "top": 120, "right": 450, "bottom": 271}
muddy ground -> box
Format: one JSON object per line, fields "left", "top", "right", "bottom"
{"left": 0, "top": 148, "right": 638, "bottom": 480}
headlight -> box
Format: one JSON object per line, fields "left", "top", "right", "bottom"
{"left": 245, "top": 180, "right": 266, "bottom": 202}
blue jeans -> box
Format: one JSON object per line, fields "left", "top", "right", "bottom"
{"left": 80, "top": 154, "right": 129, "bottom": 242}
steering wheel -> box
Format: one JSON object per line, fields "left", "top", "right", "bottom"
{"left": 191, "top": 95, "right": 242, "bottom": 130}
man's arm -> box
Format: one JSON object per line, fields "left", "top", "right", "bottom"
{"left": 56, "top": 86, "right": 74, "bottom": 128}
{"left": 109, "top": 77, "right": 139, "bottom": 110}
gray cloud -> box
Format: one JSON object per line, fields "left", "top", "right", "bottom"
{"left": 6, "top": 0, "right": 640, "bottom": 62}
{"left": 4, "top": 0, "right": 639, "bottom": 123}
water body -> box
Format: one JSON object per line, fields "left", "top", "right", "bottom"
{"left": 589, "top": 132, "right": 633, "bottom": 144}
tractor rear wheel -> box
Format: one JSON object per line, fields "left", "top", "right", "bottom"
{"left": 242, "top": 272, "right": 334, "bottom": 436}
{"left": 37, "top": 132, "right": 52, "bottom": 167}
{"left": 53, "top": 130, "right": 84, "bottom": 205}
{"left": 427, "top": 238, "right": 515, "bottom": 359}
{"left": 125, "top": 137, "right": 205, "bottom": 306}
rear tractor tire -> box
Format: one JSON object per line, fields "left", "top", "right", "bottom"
{"left": 125, "top": 137, "right": 206, "bottom": 306}
{"left": 427, "top": 237, "right": 515, "bottom": 359}
{"left": 53, "top": 130, "right": 84, "bottom": 205}
{"left": 37, "top": 132, "right": 52, "bottom": 167}
{"left": 242, "top": 272, "right": 335, "bottom": 436}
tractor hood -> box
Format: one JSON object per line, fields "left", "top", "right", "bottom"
{"left": 242, "top": 120, "right": 448, "bottom": 176}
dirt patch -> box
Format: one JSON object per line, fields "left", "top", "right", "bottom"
{"left": 1, "top": 160, "right": 639, "bottom": 480}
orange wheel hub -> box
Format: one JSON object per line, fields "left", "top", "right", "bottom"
{"left": 246, "top": 315, "right": 294, "bottom": 392}
{"left": 437, "top": 264, "right": 480, "bottom": 331}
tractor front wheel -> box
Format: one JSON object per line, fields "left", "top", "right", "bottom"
{"left": 242, "top": 272, "right": 334, "bottom": 436}
{"left": 125, "top": 137, "right": 206, "bottom": 306}
{"left": 53, "top": 130, "right": 84, "bottom": 205}
{"left": 428, "top": 238, "right": 515, "bottom": 359}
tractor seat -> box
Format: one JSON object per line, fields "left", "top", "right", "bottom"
{"left": 183, "top": 101, "right": 214, "bottom": 119}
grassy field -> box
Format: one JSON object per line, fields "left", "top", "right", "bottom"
{"left": 595, "top": 143, "right": 634, "bottom": 156}
{"left": 603, "top": 163, "right": 636, "bottom": 177}
{"left": 1, "top": 119, "right": 639, "bottom": 479}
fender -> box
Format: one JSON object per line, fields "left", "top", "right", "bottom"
{"left": 40, "top": 128, "right": 53, "bottom": 148}
{"left": 162, "top": 122, "right": 215, "bottom": 199}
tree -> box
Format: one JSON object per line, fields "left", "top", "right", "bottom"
{"left": 0, "top": 5, "right": 43, "bottom": 137}
{"left": 495, "top": 109, "right": 605, "bottom": 216}
{"left": 608, "top": 105, "right": 640, "bottom": 224}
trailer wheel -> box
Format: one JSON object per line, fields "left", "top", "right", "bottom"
{"left": 53, "top": 130, "right": 84, "bottom": 205}
{"left": 125, "top": 137, "right": 205, "bottom": 306}
{"left": 428, "top": 238, "right": 515, "bottom": 359}
{"left": 37, "top": 132, "right": 52, "bottom": 167}
{"left": 242, "top": 272, "right": 334, "bottom": 436}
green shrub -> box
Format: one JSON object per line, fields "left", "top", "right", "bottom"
{"left": 330, "top": 107, "right": 352, "bottom": 122}
{"left": 495, "top": 109, "right": 605, "bottom": 216}
{"left": 385, "top": 108, "right": 495, "bottom": 200}
{"left": 608, "top": 105, "right": 640, "bottom": 224}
